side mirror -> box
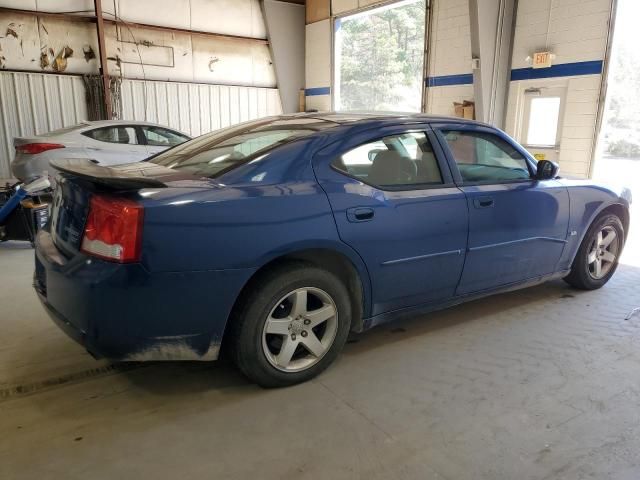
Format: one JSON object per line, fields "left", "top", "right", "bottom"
{"left": 535, "top": 160, "right": 559, "bottom": 180}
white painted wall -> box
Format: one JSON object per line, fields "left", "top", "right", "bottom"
{"left": 304, "top": 19, "right": 332, "bottom": 111}
{"left": 425, "top": 0, "right": 473, "bottom": 116}
{"left": 504, "top": 0, "right": 612, "bottom": 178}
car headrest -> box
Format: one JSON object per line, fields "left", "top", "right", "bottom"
{"left": 368, "top": 150, "right": 417, "bottom": 186}
{"left": 116, "top": 128, "right": 130, "bottom": 144}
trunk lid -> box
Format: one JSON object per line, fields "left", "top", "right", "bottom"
{"left": 49, "top": 159, "right": 213, "bottom": 255}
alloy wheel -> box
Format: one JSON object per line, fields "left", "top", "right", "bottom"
{"left": 261, "top": 287, "right": 338, "bottom": 372}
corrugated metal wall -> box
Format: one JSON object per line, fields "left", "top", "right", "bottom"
{"left": 0, "top": 71, "right": 87, "bottom": 178}
{"left": 119, "top": 79, "right": 283, "bottom": 137}
{"left": 0, "top": 72, "right": 283, "bottom": 178}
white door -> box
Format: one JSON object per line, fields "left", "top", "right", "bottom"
{"left": 83, "top": 126, "right": 150, "bottom": 165}
{"left": 520, "top": 87, "right": 566, "bottom": 163}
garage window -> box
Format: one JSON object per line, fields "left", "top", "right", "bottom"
{"left": 526, "top": 97, "right": 561, "bottom": 147}
{"left": 333, "top": 0, "right": 427, "bottom": 112}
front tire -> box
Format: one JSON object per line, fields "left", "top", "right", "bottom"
{"left": 564, "top": 213, "right": 624, "bottom": 290}
{"left": 230, "top": 262, "right": 352, "bottom": 387}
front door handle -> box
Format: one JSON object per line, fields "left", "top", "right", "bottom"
{"left": 346, "top": 207, "right": 375, "bottom": 222}
{"left": 473, "top": 197, "right": 494, "bottom": 209}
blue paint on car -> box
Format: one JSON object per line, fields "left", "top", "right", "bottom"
{"left": 34, "top": 113, "right": 631, "bottom": 368}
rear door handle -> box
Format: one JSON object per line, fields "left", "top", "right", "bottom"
{"left": 346, "top": 207, "right": 375, "bottom": 222}
{"left": 473, "top": 197, "right": 494, "bottom": 208}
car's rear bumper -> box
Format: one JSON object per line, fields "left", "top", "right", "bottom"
{"left": 34, "top": 229, "right": 255, "bottom": 361}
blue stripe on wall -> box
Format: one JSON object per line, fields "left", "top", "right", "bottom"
{"left": 426, "top": 73, "right": 474, "bottom": 87}
{"left": 424, "top": 61, "right": 603, "bottom": 88}
{"left": 305, "top": 87, "right": 331, "bottom": 96}
{"left": 510, "top": 60, "right": 603, "bottom": 81}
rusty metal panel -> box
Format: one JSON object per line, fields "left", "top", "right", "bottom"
{"left": 0, "top": 71, "right": 87, "bottom": 178}
{"left": 119, "top": 78, "right": 282, "bottom": 137}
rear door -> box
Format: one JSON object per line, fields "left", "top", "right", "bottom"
{"left": 433, "top": 123, "right": 570, "bottom": 295}
{"left": 82, "top": 125, "right": 149, "bottom": 165}
{"left": 313, "top": 124, "right": 468, "bottom": 317}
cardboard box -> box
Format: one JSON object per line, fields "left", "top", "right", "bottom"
{"left": 453, "top": 101, "right": 475, "bottom": 120}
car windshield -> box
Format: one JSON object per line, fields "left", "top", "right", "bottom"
{"left": 150, "top": 117, "right": 337, "bottom": 177}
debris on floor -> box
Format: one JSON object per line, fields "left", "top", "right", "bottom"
{"left": 625, "top": 306, "right": 640, "bottom": 321}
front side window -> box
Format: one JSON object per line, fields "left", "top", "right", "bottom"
{"left": 84, "top": 126, "right": 139, "bottom": 145}
{"left": 440, "top": 130, "right": 531, "bottom": 184}
{"left": 332, "top": 132, "right": 443, "bottom": 188}
{"left": 142, "top": 127, "right": 189, "bottom": 147}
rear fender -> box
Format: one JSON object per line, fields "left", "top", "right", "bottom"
{"left": 253, "top": 239, "right": 373, "bottom": 320}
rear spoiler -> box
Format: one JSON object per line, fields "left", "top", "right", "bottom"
{"left": 50, "top": 159, "right": 168, "bottom": 190}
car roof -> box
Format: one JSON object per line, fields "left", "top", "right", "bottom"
{"left": 285, "top": 111, "right": 484, "bottom": 125}
{"left": 79, "top": 119, "right": 183, "bottom": 129}
{"left": 245, "top": 111, "right": 493, "bottom": 143}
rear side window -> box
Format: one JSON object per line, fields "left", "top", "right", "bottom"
{"left": 142, "top": 126, "right": 189, "bottom": 146}
{"left": 84, "top": 126, "right": 139, "bottom": 145}
{"left": 151, "top": 118, "right": 336, "bottom": 178}
{"left": 440, "top": 130, "right": 530, "bottom": 184}
{"left": 332, "top": 132, "right": 443, "bottom": 189}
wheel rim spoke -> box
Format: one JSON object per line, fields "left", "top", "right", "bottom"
{"left": 593, "top": 258, "right": 602, "bottom": 277}
{"left": 587, "top": 250, "right": 598, "bottom": 264}
{"left": 276, "top": 337, "right": 298, "bottom": 367}
{"left": 601, "top": 230, "right": 617, "bottom": 247}
{"left": 305, "top": 304, "right": 335, "bottom": 327}
{"left": 596, "top": 231, "right": 603, "bottom": 246}
{"left": 291, "top": 290, "right": 308, "bottom": 317}
{"left": 265, "top": 318, "right": 291, "bottom": 335}
{"left": 301, "top": 331, "right": 325, "bottom": 357}
{"left": 601, "top": 251, "right": 616, "bottom": 263}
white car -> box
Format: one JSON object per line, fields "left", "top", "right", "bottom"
{"left": 11, "top": 120, "right": 191, "bottom": 181}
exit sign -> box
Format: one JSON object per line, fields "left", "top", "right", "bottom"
{"left": 532, "top": 51, "right": 553, "bottom": 69}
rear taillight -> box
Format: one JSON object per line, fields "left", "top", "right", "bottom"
{"left": 81, "top": 194, "right": 143, "bottom": 263}
{"left": 16, "top": 143, "right": 65, "bottom": 154}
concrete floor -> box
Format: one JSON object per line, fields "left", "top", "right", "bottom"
{"left": 1, "top": 156, "right": 639, "bottom": 479}
{"left": 1, "top": 245, "right": 639, "bottom": 479}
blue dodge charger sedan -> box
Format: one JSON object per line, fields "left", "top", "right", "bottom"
{"left": 35, "top": 113, "right": 631, "bottom": 387}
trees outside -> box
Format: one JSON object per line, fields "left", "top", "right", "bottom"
{"left": 601, "top": 0, "right": 640, "bottom": 158}
{"left": 336, "top": 0, "right": 426, "bottom": 112}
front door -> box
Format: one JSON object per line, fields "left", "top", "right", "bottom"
{"left": 434, "top": 124, "right": 570, "bottom": 295}
{"left": 313, "top": 125, "right": 468, "bottom": 316}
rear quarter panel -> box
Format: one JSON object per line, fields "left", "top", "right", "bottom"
{"left": 139, "top": 140, "right": 371, "bottom": 289}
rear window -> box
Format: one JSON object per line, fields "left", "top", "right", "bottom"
{"left": 149, "top": 118, "right": 336, "bottom": 178}
{"left": 39, "top": 123, "right": 88, "bottom": 137}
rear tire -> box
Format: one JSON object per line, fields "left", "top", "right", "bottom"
{"left": 564, "top": 213, "right": 624, "bottom": 290}
{"left": 229, "top": 262, "right": 352, "bottom": 388}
